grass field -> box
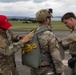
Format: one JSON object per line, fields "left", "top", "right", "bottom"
{"left": 9, "top": 21, "right": 69, "bottom": 30}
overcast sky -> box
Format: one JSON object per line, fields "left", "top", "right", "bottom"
{"left": 0, "top": 0, "right": 76, "bottom": 17}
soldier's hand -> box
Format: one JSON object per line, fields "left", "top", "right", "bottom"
{"left": 21, "top": 34, "right": 33, "bottom": 43}
{"left": 61, "top": 71, "right": 65, "bottom": 75}
{"left": 16, "top": 35, "right": 24, "bottom": 40}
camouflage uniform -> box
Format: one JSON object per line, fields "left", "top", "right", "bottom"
{"left": 0, "top": 28, "right": 23, "bottom": 75}
{"left": 62, "top": 27, "right": 76, "bottom": 75}
{"left": 30, "top": 8, "right": 64, "bottom": 75}
{"left": 31, "top": 25, "right": 64, "bottom": 75}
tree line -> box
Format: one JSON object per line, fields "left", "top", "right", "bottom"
{"left": 8, "top": 18, "right": 37, "bottom": 23}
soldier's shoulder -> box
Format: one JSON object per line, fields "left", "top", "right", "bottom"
{"left": 42, "top": 30, "right": 56, "bottom": 40}
{"left": 43, "top": 30, "right": 54, "bottom": 36}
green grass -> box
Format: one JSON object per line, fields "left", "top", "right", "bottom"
{"left": 53, "top": 25, "right": 68, "bottom": 30}
{"left": 9, "top": 21, "right": 69, "bottom": 30}
{"left": 52, "top": 21, "right": 63, "bottom": 25}
{"left": 10, "top": 21, "right": 38, "bottom": 26}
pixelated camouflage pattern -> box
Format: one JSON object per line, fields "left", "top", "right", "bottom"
{"left": 62, "top": 26, "right": 76, "bottom": 75}
{"left": 62, "top": 26, "right": 76, "bottom": 55}
{"left": 36, "top": 9, "right": 52, "bottom": 22}
{"left": 0, "top": 29, "right": 22, "bottom": 75}
{"left": 31, "top": 25, "right": 64, "bottom": 75}
{"left": 30, "top": 66, "right": 55, "bottom": 75}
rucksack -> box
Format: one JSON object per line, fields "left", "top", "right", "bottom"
{"left": 21, "top": 26, "right": 52, "bottom": 68}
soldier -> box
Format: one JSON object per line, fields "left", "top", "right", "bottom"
{"left": 30, "top": 8, "right": 65, "bottom": 75}
{"left": 60, "top": 12, "right": 76, "bottom": 75}
{"left": 0, "top": 15, "right": 32, "bottom": 75}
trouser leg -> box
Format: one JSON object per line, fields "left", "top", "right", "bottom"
{"left": 71, "top": 62, "right": 76, "bottom": 75}
{"left": 30, "top": 66, "right": 55, "bottom": 75}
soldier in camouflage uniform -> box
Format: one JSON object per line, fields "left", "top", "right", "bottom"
{"left": 60, "top": 12, "right": 76, "bottom": 75}
{"left": 0, "top": 15, "right": 32, "bottom": 75}
{"left": 30, "top": 8, "right": 65, "bottom": 75}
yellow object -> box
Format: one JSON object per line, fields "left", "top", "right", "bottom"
{"left": 21, "top": 29, "right": 36, "bottom": 54}
{"left": 22, "top": 29, "right": 35, "bottom": 39}
{"left": 21, "top": 44, "right": 37, "bottom": 54}
{"left": 28, "top": 29, "right": 35, "bottom": 37}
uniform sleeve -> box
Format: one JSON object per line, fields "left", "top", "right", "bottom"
{"left": 62, "top": 31, "right": 76, "bottom": 44}
{"left": 61, "top": 31, "right": 76, "bottom": 50}
{"left": 42, "top": 31, "right": 64, "bottom": 73}
{"left": 0, "top": 36, "right": 24, "bottom": 56}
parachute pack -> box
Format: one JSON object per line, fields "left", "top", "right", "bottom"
{"left": 21, "top": 26, "right": 52, "bottom": 68}
{"left": 21, "top": 26, "right": 65, "bottom": 68}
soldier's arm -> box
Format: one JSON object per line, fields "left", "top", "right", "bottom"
{"left": 0, "top": 35, "right": 31, "bottom": 56}
{"left": 47, "top": 32, "right": 64, "bottom": 74}
{"left": 42, "top": 31, "right": 64, "bottom": 74}
{"left": 61, "top": 31, "right": 76, "bottom": 50}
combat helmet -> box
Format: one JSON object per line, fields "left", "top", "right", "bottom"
{"left": 36, "top": 8, "right": 53, "bottom": 22}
